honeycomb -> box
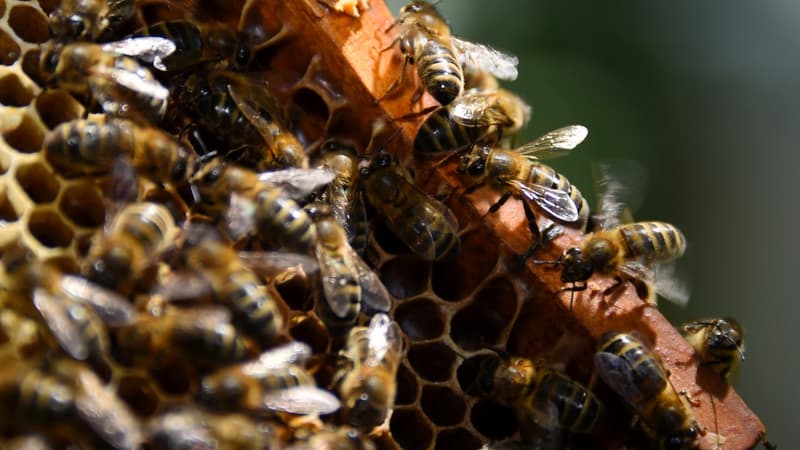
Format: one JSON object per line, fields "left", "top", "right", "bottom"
{"left": 0, "top": 0, "right": 765, "bottom": 449}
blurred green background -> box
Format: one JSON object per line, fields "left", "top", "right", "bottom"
{"left": 387, "top": 0, "right": 798, "bottom": 446}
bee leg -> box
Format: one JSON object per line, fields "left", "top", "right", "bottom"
{"left": 602, "top": 276, "right": 625, "bottom": 297}
{"left": 486, "top": 191, "right": 513, "bottom": 214}
{"left": 559, "top": 282, "right": 587, "bottom": 311}
{"left": 680, "top": 390, "right": 702, "bottom": 407}
{"left": 376, "top": 55, "right": 408, "bottom": 104}
{"left": 395, "top": 105, "right": 439, "bottom": 121}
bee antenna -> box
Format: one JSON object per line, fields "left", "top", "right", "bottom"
{"left": 569, "top": 287, "right": 575, "bottom": 312}
{"left": 373, "top": 127, "right": 403, "bottom": 155}
{"left": 731, "top": 337, "right": 746, "bottom": 361}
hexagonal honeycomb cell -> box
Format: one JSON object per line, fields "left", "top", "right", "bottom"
{"left": 0, "top": 1, "right": 765, "bottom": 449}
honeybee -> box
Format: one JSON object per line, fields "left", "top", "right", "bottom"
{"left": 289, "top": 426, "right": 375, "bottom": 450}
{"left": 306, "top": 202, "right": 391, "bottom": 331}
{"left": 336, "top": 313, "right": 404, "bottom": 432}
{"left": 48, "top": 0, "right": 135, "bottom": 41}
{"left": 83, "top": 202, "right": 177, "bottom": 293}
{"left": 171, "top": 238, "right": 285, "bottom": 347}
{"left": 134, "top": 20, "right": 255, "bottom": 72}
{"left": 361, "top": 152, "right": 460, "bottom": 261}
{"left": 471, "top": 354, "right": 601, "bottom": 435}
{"left": 147, "top": 408, "right": 278, "bottom": 450}
{"left": 199, "top": 341, "right": 341, "bottom": 415}
{"left": 44, "top": 117, "right": 195, "bottom": 183}
{"left": 536, "top": 220, "right": 687, "bottom": 309}
{"left": 682, "top": 318, "right": 745, "bottom": 379}
{"left": 177, "top": 70, "right": 307, "bottom": 170}
{"left": 114, "top": 306, "right": 250, "bottom": 369}
{"left": 191, "top": 159, "right": 333, "bottom": 253}
{"left": 314, "top": 140, "right": 368, "bottom": 252}
{"left": 414, "top": 88, "right": 532, "bottom": 155}
{"left": 458, "top": 125, "right": 590, "bottom": 255}
{"left": 595, "top": 332, "right": 698, "bottom": 450}
{"left": 38, "top": 39, "right": 175, "bottom": 121}
{"left": 385, "top": 1, "right": 518, "bottom": 105}
{"left": 0, "top": 359, "right": 142, "bottom": 450}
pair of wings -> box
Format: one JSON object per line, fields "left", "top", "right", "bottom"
{"left": 74, "top": 367, "right": 144, "bottom": 450}
{"left": 488, "top": 125, "right": 588, "bottom": 224}
{"left": 362, "top": 313, "right": 404, "bottom": 368}
{"left": 447, "top": 90, "right": 525, "bottom": 130}
{"left": 316, "top": 223, "right": 391, "bottom": 319}
{"left": 452, "top": 36, "right": 519, "bottom": 82}
{"left": 594, "top": 348, "right": 672, "bottom": 413}
{"left": 593, "top": 161, "right": 691, "bottom": 306}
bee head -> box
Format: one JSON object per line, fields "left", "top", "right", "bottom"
{"left": 458, "top": 146, "right": 489, "bottom": 177}
{"left": 560, "top": 247, "right": 593, "bottom": 283}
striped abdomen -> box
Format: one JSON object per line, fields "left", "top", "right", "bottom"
{"left": 529, "top": 162, "right": 590, "bottom": 229}
{"left": 526, "top": 369, "right": 601, "bottom": 433}
{"left": 113, "top": 57, "right": 167, "bottom": 120}
{"left": 597, "top": 332, "right": 667, "bottom": 398}
{"left": 616, "top": 221, "right": 686, "bottom": 264}
{"left": 254, "top": 187, "right": 316, "bottom": 253}
{"left": 44, "top": 119, "right": 130, "bottom": 175}
{"left": 416, "top": 37, "right": 463, "bottom": 105}
{"left": 414, "top": 107, "right": 485, "bottom": 154}
{"left": 220, "top": 267, "right": 283, "bottom": 347}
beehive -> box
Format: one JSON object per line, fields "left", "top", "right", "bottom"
{"left": 0, "top": 0, "right": 766, "bottom": 449}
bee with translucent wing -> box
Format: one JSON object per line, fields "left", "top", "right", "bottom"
{"left": 682, "top": 318, "right": 745, "bottom": 380}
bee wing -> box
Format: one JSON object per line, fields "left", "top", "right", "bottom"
{"left": 32, "top": 288, "right": 89, "bottom": 360}
{"left": 155, "top": 272, "right": 214, "bottom": 303}
{"left": 254, "top": 341, "right": 313, "bottom": 369}
{"left": 227, "top": 84, "right": 275, "bottom": 148}
{"left": 238, "top": 250, "right": 319, "bottom": 277}
{"left": 95, "top": 65, "right": 170, "bottom": 105}
{"left": 330, "top": 186, "right": 368, "bottom": 254}
{"left": 507, "top": 179, "right": 579, "bottom": 223}
{"left": 365, "top": 313, "right": 403, "bottom": 366}
{"left": 226, "top": 193, "right": 257, "bottom": 240}
{"left": 351, "top": 253, "right": 392, "bottom": 314}
{"left": 652, "top": 263, "right": 691, "bottom": 307}
{"left": 592, "top": 159, "right": 648, "bottom": 230}
{"left": 59, "top": 275, "right": 135, "bottom": 326}
{"left": 315, "top": 243, "right": 360, "bottom": 319}
{"left": 102, "top": 37, "right": 177, "bottom": 71}
{"left": 521, "top": 398, "right": 561, "bottom": 432}
{"left": 261, "top": 385, "right": 341, "bottom": 415}
{"left": 75, "top": 369, "right": 143, "bottom": 450}
{"left": 258, "top": 168, "right": 335, "bottom": 201}
{"left": 593, "top": 351, "right": 650, "bottom": 410}
{"left": 452, "top": 37, "right": 519, "bottom": 81}
{"left": 449, "top": 92, "right": 513, "bottom": 128}
{"left": 515, "top": 125, "right": 588, "bottom": 160}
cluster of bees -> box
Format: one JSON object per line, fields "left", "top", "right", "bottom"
{"left": 0, "top": 0, "right": 761, "bottom": 449}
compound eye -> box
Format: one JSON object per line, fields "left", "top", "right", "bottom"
{"left": 235, "top": 46, "right": 251, "bottom": 68}
{"left": 69, "top": 17, "right": 86, "bottom": 38}
{"left": 467, "top": 160, "right": 484, "bottom": 176}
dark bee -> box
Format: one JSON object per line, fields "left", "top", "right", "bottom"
{"left": 43, "top": 117, "right": 195, "bottom": 183}
{"left": 48, "top": 0, "right": 135, "bottom": 41}
{"left": 176, "top": 70, "right": 307, "bottom": 170}
{"left": 682, "top": 318, "right": 745, "bottom": 379}
{"left": 595, "top": 332, "right": 698, "bottom": 450}
{"left": 472, "top": 354, "right": 601, "bottom": 434}
{"left": 361, "top": 152, "right": 460, "bottom": 261}
{"left": 385, "top": 1, "right": 518, "bottom": 105}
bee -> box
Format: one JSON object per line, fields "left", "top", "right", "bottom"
{"left": 174, "top": 238, "right": 286, "bottom": 347}
{"left": 177, "top": 70, "right": 307, "bottom": 170}
{"left": 305, "top": 202, "right": 391, "bottom": 331}
{"left": 336, "top": 313, "right": 404, "bottom": 432}
{"left": 361, "top": 152, "right": 460, "bottom": 261}
{"left": 43, "top": 117, "right": 195, "bottom": 183}
{"left": 458, "top": 125, "right": 590, "bottom": 256}
{"left": 48, "top": 0, "right": 135, "bottom": 41}
{"left": 314, "top": 140, "right": 368, "bottom": 252}
{"left": 682, "top": 318, "right": 745, "bottom": 379}
{"left": 191, "top": 159, "right": 333, "bottom": 253}
{"left": 595, "top": 332, "right": 698, "bottom": 450}
{"left": 385, "top": 1, "right": 518, "bottom": 106}
{"left": 147, "top": 408, "right": 278, "bottom": 450}
{"left": 114, "top": 306, "right": 250, "bottom": 369}
{"left": 83, "top": 202, "right": 177, "bottom": 293}
{"left": 0, "top": 359, "right": 142, "bottom": 450}
{"left": 289, "top": 426, "right": 376, "bottom": 450}
{"left": 198, "top": 341, "right": 341, "bottom": 415}
{"left": 471, "top": 354, "right": 601, "bottom": 435}
{"left": 38, "top": 38, "right": 175, "bottom": 122}
{"left": 134, "top": 20, "right": 255, "bottom": 72}
{"left": 414, "top": 88, "right": 532, "bottom": 155}
{"left": 536, "top": 220, "right": 687, "bottom": 309}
